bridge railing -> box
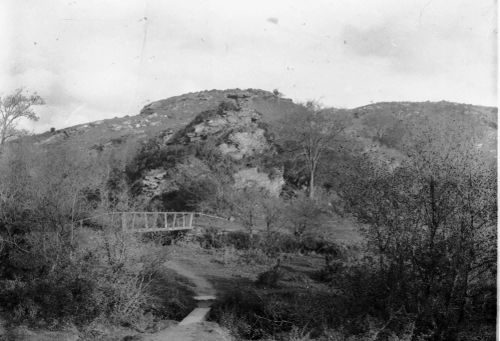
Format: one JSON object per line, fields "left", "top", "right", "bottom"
{"left": 121, "top": 212, "right": 194, "bottom": 232}
{"left": 73, "top": 211, "right": 237, "bottom": 234}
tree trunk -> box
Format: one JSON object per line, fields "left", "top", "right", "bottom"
{"left": 309, "top": 161, "right": 317, "bottom": 199}
{"left": 309, "top": 171, "right": 315, "bottom": 199}
{"left": 0, "top": 127, "right": 6, "bottom": 148}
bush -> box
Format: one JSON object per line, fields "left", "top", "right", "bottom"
{"left": 211, "top": 287, "right": 340, "bottom": 340}
{"left": 197, "top": 227, "right": 226, "bottom": 249}
{"left": 0, "top": 137, "right": 195, "bottom": 332}
{"left": 0, "top": 228, "right": 171, "bottom": 327}
{"left": 224, "top": 231, "right": 253, "bottom": 250}
{"left": 197, "top": 229, "right": 255, "bottom": 250}
{"left": 238, "top": 248, "right": 272, "bottom": 266}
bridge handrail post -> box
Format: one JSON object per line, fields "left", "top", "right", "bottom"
{"left": 189, "top": 213, "right": 194, "bottom": 229}
{"left": 121, "top": 213, "right": 126, "bottom": 232}
{"left": 154, "top": 212, "right": 159, "bottom": 229}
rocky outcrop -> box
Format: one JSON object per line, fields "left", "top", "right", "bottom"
{"left": 25, "top": 88, "right": 297, "bottom": 162}
{"left": 171, "top": 95, "right": 274, "bottom": 161}
{"left": 137, "top": 92, "right": 286, "bottom": 199}
{"left": 142, "top": 169, "right": 168, "bottom": 196}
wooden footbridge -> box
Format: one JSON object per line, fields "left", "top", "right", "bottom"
{"left": 74, "top": 211, "right": 235, "bottom": 233}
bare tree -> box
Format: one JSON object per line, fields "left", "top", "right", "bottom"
{"left": 273, "top": 101, "right": 348, "bottom": 198}
{"left": 0, "top": 88, "right": 44, "bottom": 146}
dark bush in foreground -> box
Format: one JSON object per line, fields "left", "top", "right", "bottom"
{"left": 211, "top": 287, "right": 339, "bottom": 340}
{"left": 0, "top": 229, "right": 192, "bottom": 328}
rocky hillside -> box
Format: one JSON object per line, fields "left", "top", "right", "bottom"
{"left": 132, "top": 94, "right": 286, "bottom": 208}
{"left": 24, "top": 89, "right": 497, "bottom": 159}
{"left": 20, "top": 89, "right": 497, "bottom": 206}
{"left": 347, "top": 101, "right": 497, "bottom": 157}
{"left": 24, "top": 89, "right": 299, "bottom": 158}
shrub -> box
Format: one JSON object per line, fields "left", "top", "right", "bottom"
{"left": 212, "top": 287, "right": 340, "bottom": 340}
{"left": 197, "top": 227, "right": 225, "bottom": 249}
{"left": 238, "top": 248, "right": 272, "bottom": 266}
{"left": 197, "top": 229, "right": 256, "bottom": 250}
{"left": 224, "top": 231, "right": 253, "bottom": 250}
{"left": 0, "top": 141, "right": 194, "bottom": 331}
{"left": 0, "top": 228, "right": 171, "bottom": 327}
{"left": 255, "top": 266, "right": 284, "bottom": 288}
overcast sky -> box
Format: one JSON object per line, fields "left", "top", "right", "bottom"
{"left": 0, "top": 0, "right": 497, "bottom": 132}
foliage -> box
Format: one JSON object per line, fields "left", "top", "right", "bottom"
{"left": 212, "top": 286, "right": 341, "bottom": 340}
{"left": 0, "top": 88, "right": 44, "bottom": 146}
{"left": 338, "top": 118, "right": 497, "bottom": 339}
{"left": 227, "top": 187, "right": 267, "bottom": 236}
{"left": 126, "top": 136, "right": 237, "bottom": 213}
{"left": 0, "top": 144, "right": 191, "bottom": 329}
{"left": 271, "top": 101, "right": 349, "bottom": 198}
{"left": 273, "top": 88, "right": 284, "bottom": 97}
{"left": 282, "top": 192, "right": 329, "bottom": 243}
{"left": 0, "top": 229, "right": 167, "bottom": 327}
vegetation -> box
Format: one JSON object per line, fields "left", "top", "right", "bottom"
{"left": 0, "top": 89, "right": 44, "bottom": 147}
{"left": 0, "top": 89, "right": 495, "bottom": 340}
{"left": 0, "top": 144, "right": 193, "bottom": 335}
{"left": 339, "top": 119, "right": 496, "bottom": 339}
{"left": 271, "top": 101, "right": 350, "bottom": 198}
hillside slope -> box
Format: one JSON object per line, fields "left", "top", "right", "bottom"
{"left": 24, "top": 89, "right": 298, "bottom": 157}
{"left": 21, "top": 89, "right": 496, "bottom": 175}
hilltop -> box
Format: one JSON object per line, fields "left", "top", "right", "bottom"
{"left": 24, "top": 89, "right": 298, "bottom": 156}
{"left": 23, "top": 89, "right": 496, "bottom": 161}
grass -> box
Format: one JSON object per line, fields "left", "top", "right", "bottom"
{"left": 164, "top": 239, "right": 338, "bottom": 337}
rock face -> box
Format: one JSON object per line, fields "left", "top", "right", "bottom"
{"left": 137, "top": 92, "right": 285, "bottom": 201}
{"left": 142, "top": 169, "right": 168, "bottom": 196}
{"left": 171, "top": 94, "right": 274, "bottom": 159}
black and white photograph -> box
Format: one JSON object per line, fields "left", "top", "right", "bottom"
{"left": 0, "top": 1, "right": 497, "bottom": 340}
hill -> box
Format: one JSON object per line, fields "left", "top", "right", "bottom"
{"left": 19, "top": 89, "right": 497, "bottom": 202}
{"left": 2, "top": 89, "right": 496, "bottom": 341}
{"left": 23, "top": 90, "right": 496, "bottom": 161}
{"left": 24, "top": 89, "right": 299, "bottom": 157}
{"left": 347, "top": 100, "right": 496, "bottom": 155}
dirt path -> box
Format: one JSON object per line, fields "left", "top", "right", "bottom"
{"left": 139, "top": 260, "right": 231, "bottom": 341}
{"left": 139, "top": 321, "right": 232, "bottom": 341}
{"left": 163, "top": 260, "right": 216, "bottom": 297}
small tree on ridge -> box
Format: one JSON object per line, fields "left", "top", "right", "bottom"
{"left": 0, "top": 88, "right": 44, "bottom": 147}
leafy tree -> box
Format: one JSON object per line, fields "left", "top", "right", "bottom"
{"left": 340, "top": 116, "right": 496, "bottom": 339}
{"left": 272, "top": 101, "right": 348, "bottom": 198}
{"left": 0, "top": 88, "right": 44, "bottom": 146}
{"left": 229, "top": 187, "right": 265, "bottom": 237}
{"left": 261, "top": 194, "right": 284, "bottom": 233}
{"left": 284, "top": 192, "right": 328, "bottom": 243}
